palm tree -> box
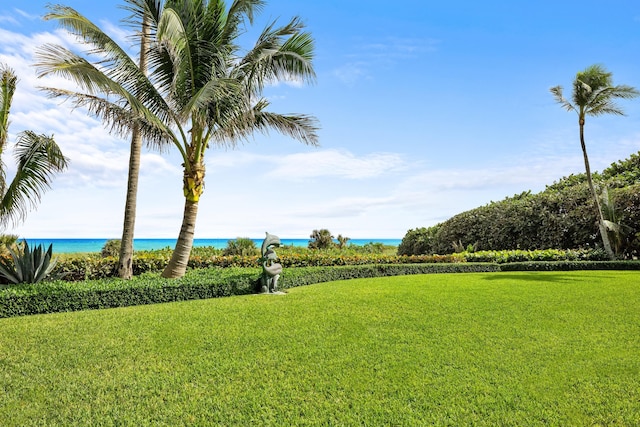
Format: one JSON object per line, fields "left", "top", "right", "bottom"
{"left": 118, "top": 10, "right": 150, "bottom": 280}
{"left": 0, "top": 64, "right": 69, "bottom": 231}
{"left": 37, "top": 0, "right": 318, "bottom": 278}
{"left": 550, "top": 64, "right": 639, "bottom": 259}
{"left": 308, "top": 229, "right": 334, "bottom": 249}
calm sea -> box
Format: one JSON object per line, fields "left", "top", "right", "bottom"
{"left": 19, "top": 238, "right": 402, "bottom": 254}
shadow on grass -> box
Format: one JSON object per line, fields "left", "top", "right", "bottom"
{"left": 480, "top": 272, "right": 616, "bottom": 283}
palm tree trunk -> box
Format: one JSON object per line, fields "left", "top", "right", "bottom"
{"left": 118, "top": 125, "right": 142, "bottom": 279}
{"left": 580, "top": 119, "right": 615, "bottom": 259}
{"left": 118, "top": 15, "right": 150, "bottom": 279}
{"left": 162, "top": 158, "right": 205, "bottom": 278}
{"left": 162, "top": 198, "right": 199, "bottom": 278}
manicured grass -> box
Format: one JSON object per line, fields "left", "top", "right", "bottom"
{"left": 1, "top": 271, "right": 639, "bottom": 425}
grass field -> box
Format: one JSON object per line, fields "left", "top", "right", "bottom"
{"left": 1, "top": 271, "right": 639, "bottom": 426}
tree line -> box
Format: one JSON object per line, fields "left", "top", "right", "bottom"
{"left": 399, "top": 153, "right": 640, "bottom": 258}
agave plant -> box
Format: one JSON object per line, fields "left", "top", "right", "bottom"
{"left": 0, "top": 241, "right": 56, "bottom": 285}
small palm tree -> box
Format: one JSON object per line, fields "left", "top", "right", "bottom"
{"left": 309, "top": 229, "right": 334, "bottom": 250}
{"left": 0, "top": 64, "right": 68, "bottom": 231}
{"left": 550, "top": 64, "right": 639, "bottom": 259}
{"left": 37, "top": 0, "right": 319, "bottom": 278}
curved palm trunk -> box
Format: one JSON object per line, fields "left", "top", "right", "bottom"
{"left": 579, "top": 119, "right": 615, "bottom": 259}
{"left": 118, "top": 16, "right": 149, "bottom": 279}
{"left": 162, "top": 161, "right": 206, "bottom": 278}
{"left": 162, "top": 198, "right": 199, "bottom": 278}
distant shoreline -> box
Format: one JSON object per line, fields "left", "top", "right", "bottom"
{"left": 18, "top": 238, "right": 402, "bottom": 254}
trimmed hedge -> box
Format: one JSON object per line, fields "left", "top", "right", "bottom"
{"left": 3, "top": 261, "right": 640, "bottom": 318}
{"left": 0, "top": 267, "right": 259, "bottom": 318}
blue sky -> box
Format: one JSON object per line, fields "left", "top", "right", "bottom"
{"left": 1, "top": 0, "right": 640, "bottom": 239}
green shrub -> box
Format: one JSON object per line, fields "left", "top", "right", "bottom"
{"left": 397, "top": 226, "right": 440, "bottom": 256}
{"left": 101, "top": 239, "right": 121, "bottom": 258}
{"left": 45, "top": 247, "right": 613, "bottom": 282}
{"left": 0, "top": 234, "right": 20, "bottom": 257}
{"left": 222, "top": 238, "right": 259, "bottom": 256}
{"left": 0, "top": 268, "right": 260, "bottom": 318}
{"left": 308, "top": 229, "right": 335, "bottom": 249}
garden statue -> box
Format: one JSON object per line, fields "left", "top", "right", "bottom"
{"left": 259, "top": 232, "right": 283, "bottom": 293}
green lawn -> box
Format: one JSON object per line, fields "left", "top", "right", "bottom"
{"left": 1, "top": 271, "right": 639, "bottom": 426}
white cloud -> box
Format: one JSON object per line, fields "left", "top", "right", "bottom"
{"left": 14, "top": 9, "right": 40, "bottom": 21}
{"left": 334, "top": 36, "right": 439, "bottom": 85}
{"left": 207, "top": 149, "right": 406, "bottom": 180}
{"left": 359, "top": 37, "right": 440, "bottom": 58}
{"left": 0, "top": 15, "right": 19, "bottom": 25}
{"left": 333, "top": 62, "right": 370, "bottom": 86}
{"left": 268, "top": 149, "right": 406, "bottom": 179}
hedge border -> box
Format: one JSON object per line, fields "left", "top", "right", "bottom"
{"left": 1, "top": 262, "right": 639, "bottom": 318}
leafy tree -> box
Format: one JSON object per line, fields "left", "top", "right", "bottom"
{"left": 308, "top": 229, "right": 334, "bottom": 250}
{"left": 550, "top": 64, "right": 639, "bottom": 259}
{"left": 0, "top": 64, "right": 68, "bottom": 231}
{"left": 37, "top": 0, "right": 318, "bottom": 278}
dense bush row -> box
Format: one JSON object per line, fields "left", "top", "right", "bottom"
{"left": 399, "top": 152, "right": 640, "bottom": 257}
{"left": 44, "top": 248, "right": 608, "bottom": 281}
{"left": 3, "top": 261, "right": 639, "bottom": 318}
{"left": 0, "top": 267, "right": 259, "bottom": 318}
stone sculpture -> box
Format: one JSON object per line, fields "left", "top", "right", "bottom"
{"left": 259, "top": 232, "right": 283, "bottom": 293}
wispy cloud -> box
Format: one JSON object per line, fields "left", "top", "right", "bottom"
{"left": 357, "top": 36, "right": 440, "bottom": 59}
{"left": 269, "top": 149, "right": 407, "bottom": 179}
{"left": 333, "top": 36, "right": 439, "bottom": 85}
{"left": 207, "top": 149, "right": 407, "bottom": 180}
{"left": 14, "top": 8, "right": 40, "bottom": 21}
{"left": 0, "top": 15, "right": 19, "bottom": 25}
{"left": 333, "top": 62, "right": 371, "bottom": 86}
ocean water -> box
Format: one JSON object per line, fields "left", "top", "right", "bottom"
{"left": 19, "top": 238, "right": 402, "bottom": 254}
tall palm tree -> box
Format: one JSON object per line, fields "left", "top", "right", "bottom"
{"left": 550, "top": 64, "right": 639, "bottom": 260}
{"left": 0, "top": 64, "right": 69, "bottom": 231}
{"left": 37, "top": 0, "right": 318, "bottom": 278}
{"left": 118, "top": 9, "right": 151, "bottom": 279}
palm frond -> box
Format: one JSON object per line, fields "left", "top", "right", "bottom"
{"left": 238, "top": 16, "right": 315, "bottom": 93}
{"left": 44, "top": 5, "right": 142, "bottom": 85}
{"left": 156, "top": 7, "right": 196, "bottom": 104}
{"left": 36, "top": 44, "right": 120, "bottom": 95}
{"left": 251, "top": 109, "right": 319, "bottom": 147}
{"left": 41, "top": 87, "right": 177, "bottom": 150}
{"left": 40, "top": 6, "right": 171, "bottom": 120}
{"left": 584, "top": 85, "right": 640, "bottom": 117}
{"left": 181, "top": 77, "right": 240, "bottom": 122}
{"left": 36, "top": 42, "right": 177, "bottom": 134}
{"left": 211, "top": 97, "right": 319, "bottom": 147}
{"left": 122, "top": 0, "right": 163, "bottom": 35}
{"left": 0, "top": 132, "right": 68, "bottom": 229}
{"left": 549, "top": 85, "right": 575, "bottom": 113}
{"left": 228, "top": 0, "right": 265, "bottom": 26}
